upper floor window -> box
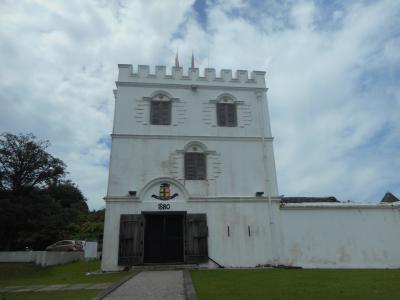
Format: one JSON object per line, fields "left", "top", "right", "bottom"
{"left": 150, "top": 94, "right": 171, "bottom": 125}
{"left": 217, "top": 102, "right": 237, "bottom": 127}
{"left": 185, "top": 152, "right": 206, "bottom": 180}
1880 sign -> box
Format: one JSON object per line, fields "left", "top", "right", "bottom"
{"left": 158, "top": 203, "right": 170, "bottom": 210}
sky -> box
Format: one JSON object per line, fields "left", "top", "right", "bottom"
{"left": 0, "top": 0, "right": 399, "bottom": 209}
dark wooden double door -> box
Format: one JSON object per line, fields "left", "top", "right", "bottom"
{"left": 144, "top": 214, "right": 184, "bottom": 263}
{"left": 118, "top": 213, "right": 207, "bottom": 266}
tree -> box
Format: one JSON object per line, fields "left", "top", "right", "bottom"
{"left": 45, "top": 180, "right": 89, "bottom": 213}
{"left": 0, "top": 133, "right": 90, "bottom": 250}
{"left": 0, "top": 133, "right": 66, "bottom": 192}
{"left": 0, "top": 180, "right": 90, "bottom": 250}
{"left": 72, "top": 209, "right": 104, "bottom": 247}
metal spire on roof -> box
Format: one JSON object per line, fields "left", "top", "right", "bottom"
{"left": 191, "top": 51, "right": 195, "bottom": 68}
{"left": 175, "top": 50, "right": 180, "bottom": 68}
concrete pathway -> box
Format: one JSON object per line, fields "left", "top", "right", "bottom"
{"left": 0, "top": 282, "right": 112, "bottom": 293}
{"left": 103, "top": 270, "right": 185, "bottom": 300}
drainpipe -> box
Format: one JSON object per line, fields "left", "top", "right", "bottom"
{"left": 256, "top": 89, "right": 277, "bottom": 266}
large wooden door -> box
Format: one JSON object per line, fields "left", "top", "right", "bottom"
{"left": 118, "top": 214, "right": 144, "bottom": 266}
{"left": 185, "top": 214, "right": 208, "bottom": 263}
{"left": 144, "top": 214, "right": 184, "bottom": 263}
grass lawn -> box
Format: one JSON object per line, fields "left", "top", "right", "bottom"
{"left": 191, "top": 269, "right": 400, "bottom": 300}
{"left": 0, "top": 260, "right": 128, "bottom": 286}
{"left": 0, "top": 290, "right": 100, "bottom": 300}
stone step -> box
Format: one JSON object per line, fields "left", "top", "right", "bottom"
{"left": 130, "top": 264, "right": 199, "bottom": 271}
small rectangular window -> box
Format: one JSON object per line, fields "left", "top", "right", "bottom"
{"left": 217, "top": 103, "right": 237, "bottom": 127}
{"left": 185, "top": 153, "right": 206, "bottom": 180}
{"left": 150, "top": 101, "right": 171, "bottom": 125}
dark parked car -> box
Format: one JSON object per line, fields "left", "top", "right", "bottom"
{"left": 45, "top": 240, "right": 84, "bottom": 252}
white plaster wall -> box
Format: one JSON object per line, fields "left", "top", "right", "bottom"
{"left": 107, "top": 65, "right": 278, "bottom": 198}
{"left": 35, "top": 251, "right": 84, "bottom": 267}
{"left": 101, "top": 65, "right": 279, "bottom": 271}
{"left": 0, "top": 251, "right": 84, "bottom": 266}
{"left": 278, "top": 205, "right": 400, "bottom": 268}
{"left": 101, "top": 198, "right": 279, "bottom": 271}
{"left": 107, "top": 138, "right": 277, "bottom": 198}
{"left": 102, "top": 65, "right": 400, "bottom": 271}
{"left": 102, "top": 200, "right": 400, "bottom": 271}
{"left": 114, "top": 86, "right": 268, "bottom": 138}
{"left": 0, "top": 251, "right": 36, "bottom": 262}
{"left": 84, "top": 242, "right": 98, "bottom": 259}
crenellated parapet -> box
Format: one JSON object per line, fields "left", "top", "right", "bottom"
{"left": 117, "top": 65, "right": 266, "bottom": 88}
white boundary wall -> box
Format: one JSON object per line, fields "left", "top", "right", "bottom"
{"left": 0, "top": 251, "right": 37, "bottom": 263}
{"left": 102, "top": 199, "right": 400, "bottom": 270}
{"left": 0, "top": 251, "right": 84, "bottom": 266}
{"left": 277, "top": 203, "right": 400, "bottom": 268}
{"left": 84, "top": 242, "right": 98, "bottom": 260}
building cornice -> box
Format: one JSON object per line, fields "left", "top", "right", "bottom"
{"left": 111, "top": 134, "right": 274, "bottom": 142}
{"left": 104, "top": 196, "right": 281, "bottom": 203}
{"left": 104, "top": 196, "right": 140, "bottom": 202}
{"left": 116, "top": 81, "right": 268, "bottom": 92}
{"left": 280, "top": 203, "right": 400, "bottom": 210}
{"left": 188, "top": 196, "right": 281, "bottom": 203}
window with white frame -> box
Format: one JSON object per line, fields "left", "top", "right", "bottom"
{"left": 183, "top": 142, "right": 208, "bottom": 180}
{"left": 185, "top": 152, "right": 206, "bottom": 180}
{"left": 217, "top": 102, "right": 237, "bottom": 127}
{"left": 150, "top": 93, "right": 171, "bottom": 125}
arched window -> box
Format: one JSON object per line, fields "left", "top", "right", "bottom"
{"left": 216, "top": 94, "right": 237, "bottom": 127}
{"left": 150, "top": 92, "right": 171, "bottom": 125}
{"left": 184, "top": 142, "right": 207, "bottom": 180}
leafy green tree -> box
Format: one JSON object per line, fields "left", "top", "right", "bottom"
{"left": 72, "top": 209, "right": 104, "bottom": 247}
{"left": 0, "top": 133, "right": 90, "bottom": 250}
{"left": 0, "top": 133, "right": 66, "bottom": 192}
{"left": 45, "top": 180, "right": 89, "bottom": 214}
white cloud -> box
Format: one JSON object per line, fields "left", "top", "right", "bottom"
{"left": 0, "top": 0, "right": 194, "bottom": 209}
{"left": 0, "top": 0, "right": 399, "bottom": 208}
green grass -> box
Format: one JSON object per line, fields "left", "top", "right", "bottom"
{"left": 0, "top": 260, "right": 128, "bottom": 286}
{"left": 0, "top": 290, "right": 100, "bottom": 300}
{"left": 191, "top": 269, "right": 400, "bottom": 300}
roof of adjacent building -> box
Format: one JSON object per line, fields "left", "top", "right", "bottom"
{"left": 381, "top": 192, "right": 400, "bottom": 203}
{"left": 281, "top": 192, "right": 400, "bottom": 205}
{"left": 281, "top": 196, "right": 339, "bottom": 203}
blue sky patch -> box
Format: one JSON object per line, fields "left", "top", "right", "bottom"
{"left": 97, "top": 135, "right": 111, "bottom": 149}
{"left": 193, "top": 0, "right": 207, "bottom": 28}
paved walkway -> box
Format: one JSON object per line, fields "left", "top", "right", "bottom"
{"left": 104, "top": 270, "right": 185, "bottom": 300}
{"left": 0, "top": 282, "right": 112, "bottom": 293}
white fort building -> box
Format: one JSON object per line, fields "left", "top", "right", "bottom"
{"left": 101, "top": 63, "right": 400, "bottom": 271}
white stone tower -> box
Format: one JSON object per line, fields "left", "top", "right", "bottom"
{"left": 101, "top": 64, "right": 279, "bottom": 271}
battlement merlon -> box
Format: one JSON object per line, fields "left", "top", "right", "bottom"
{"left": 117, "top": 65, "right": 266, "bottom": 89}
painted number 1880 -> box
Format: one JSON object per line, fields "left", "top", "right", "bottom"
{"left": 158, "top": 203, "right": 170, "bottom": 210}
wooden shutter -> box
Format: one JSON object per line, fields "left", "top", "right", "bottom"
{"left": 217, "top": 103, "right": 226, "bottom": 126}
{"left": 195, "top": 153, "right": 206, "bottom": 180}
{"left": 185, "top": 153, "right": 195, "bottom": 179}
{"left": 118, "top": 214, "right": 144, "bottom": 266}
{"left": 150, "top": 101, "right": 171, "bottom": 125}
{"left": 150, "top": 101, "right": 160, "bottom": 124}
{"left": 227, "top": 104, "right": 237, "bottom": 126}
{"left": 185, "top": 153, "right": 206, "bottom": 180}
{"left": 185, "top": 214, "right": 208, "bottom": 264}
{"left": 217, "top": 103, "right": 237, "bottom": 127}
